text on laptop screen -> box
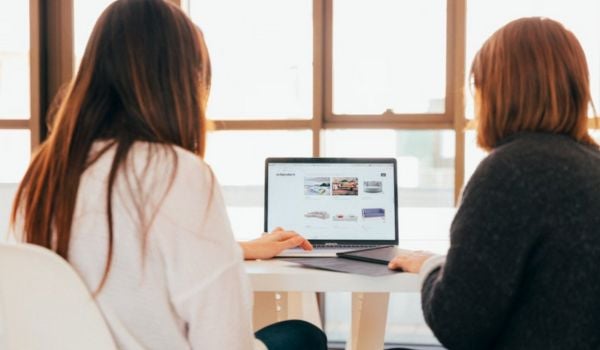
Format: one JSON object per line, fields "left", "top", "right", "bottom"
{"left": 267, "top": 162, "right": 396, "bottom": 240}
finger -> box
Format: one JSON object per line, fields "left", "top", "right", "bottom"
{"left": 272, "top": 227, "right": 284, "bottom": 232}
{"left": 280, "top": 232, "right": 312, "bottom": 250}
{"left": 278, "top": 236, "right": 305, "bottom": 250}
{"left": 273, "top": 230, "right": 300, "bottom": 241}
{"left": 387, "top": 256, "right": 406, "bottom": 270}
{"left": 388, "top": 261, "right": 403, "bottom": 270}
{"left": 299, "top": 238, "right": 313, "bottom": 251}
{"left": 261, "top": 229, "right": 290, "bottom": 242}
{"left": 291, "top": 235, "right": 312, "bottom": 250}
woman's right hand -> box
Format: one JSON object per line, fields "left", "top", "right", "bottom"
{"left": 388, "top": 250, "right": 434, "bottom": 273}
{"left": 240, "top": 227, "right": 312, "bottom": 260}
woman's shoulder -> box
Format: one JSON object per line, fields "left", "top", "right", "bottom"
{"left": 128, "top": 142, "right": 211, "bottom": 175}
{"left": 88, "top": 140, "right": 211, "bottom": 179}
{"left": 493, "top": 132, "right": 599, "bottom": 161}
{"left": 467, "top": 132, "right": 600, "bottom": 202}
{"left": 112, "top": 142, "right": 209, "bottom": 191}
{"left": 489, "top": 132, "right": 600, "bottom": 175}
{"left": 87, "top": 141, "right": 218, "bottom": 216}
{"left": 464, "top": 134, "right": 552, "bottom": 198}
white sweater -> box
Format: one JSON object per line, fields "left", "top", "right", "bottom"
{"left": 20, "top": 142, "right": 264, "bottom": 349}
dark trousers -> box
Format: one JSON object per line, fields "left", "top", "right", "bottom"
{"left": 255, "top": 319, "right": 328, "bottom": 350}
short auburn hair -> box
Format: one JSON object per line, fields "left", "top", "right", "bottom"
{"left": 471, "top": 17, "right": 597, "bottom": 151}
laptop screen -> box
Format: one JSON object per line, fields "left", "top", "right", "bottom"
{"left": 265, "top": 158, "right": 398, "bottom": 244}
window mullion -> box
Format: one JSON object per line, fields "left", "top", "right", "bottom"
{"left": 34, "top": 0, "right": 74, "bottom": 146}
{"left": 0, "top": 120, "right": 30, "bottom": 129}
{"left": 448, "top": 0, "right": 467, "bottom": 205}
{"left": 312, "top": 0, "right": 326, "bottom": 157}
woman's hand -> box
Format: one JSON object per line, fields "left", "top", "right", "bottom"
{"left": 240, "top": 227, "right": 313, "bottom": 260}
{"left": 388, "top": 250, "right": 434, "bottom": 273}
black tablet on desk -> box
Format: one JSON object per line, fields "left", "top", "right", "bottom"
{"left": 336, "top": 245, "right": 409, "bottom": 265}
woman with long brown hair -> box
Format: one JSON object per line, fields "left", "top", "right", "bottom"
{"left": 389, "top": 17, "right": 600, "bottom": 349}
{"left": 10, "top": 0, "right": 325, "bottom": 349}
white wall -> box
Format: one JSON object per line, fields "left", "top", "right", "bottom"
{"left": 0, "top": 184, "right": 18, "bottom": 242}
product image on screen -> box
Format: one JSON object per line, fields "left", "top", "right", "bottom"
{"left": 304, "top": 211, "right": 330, "bottom": 220}
{"left": 267, "top": 161, "right": 396, "bottom": 241}
{"left": 363, "top": 180, "right": 383, "bottom": 193}
{"left": 332, "top": 177, "right": 358, "bottom": 196}
{"left": 362, "top": 208, "right": 385, "bottom": 221}
{"left": 304, "top": 177, "right": 331, "bottom": 195}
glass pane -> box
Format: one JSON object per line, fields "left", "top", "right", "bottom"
{"left": 323, "top": 129, "right": 454, "bottom": 345}
{"left": 323, "top": 129, "right": 454, "bottom": 245}
{"left": 204, "top": 130, "right": 312, "bottom": 240}
{"left": 591, "top": 130, "right": 600, "bottom": 144}
{"left": 466, "top": 0, "right": 600, "bottom": 119}
{"left": 324, "top": 130, "right": 454, "bottom": 195}
{"left": 333, "top": 0, "right": 446, "bottom": 115}
{"left": 0, "top": 2, "right": 29, "bottom": 119}
{"left": 74, "top": 0, "right": 116, "bottom": 70}
{"left": 0, "top": 130, "right": 30, "bottom": 183}
{"left": 0, "top": 181, "right": 14, "bottom": 241}
{"left": 189, "top": 0, "right": 312, "bottom": 119}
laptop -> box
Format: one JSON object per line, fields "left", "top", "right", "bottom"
{"left": 265, "top": 157, "right": 399, "bottom": 257}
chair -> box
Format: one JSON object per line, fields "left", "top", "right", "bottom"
{"left": 0, "top": 243, "right": 116, "bottom": 350}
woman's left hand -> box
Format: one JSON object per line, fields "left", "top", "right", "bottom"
{"left": 240, "top": 227, "right": 313, "bottom": 260}
{"left": 388, "top": 250, "right": 434, "bottom": 273}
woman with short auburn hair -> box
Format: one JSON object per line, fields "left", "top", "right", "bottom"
{"left": 389, "top": 17, "right": 600, "bottom": 349}
{"left": 472, "top": 16, "right": 595, "bottom": 150}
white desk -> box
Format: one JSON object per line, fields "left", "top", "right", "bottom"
{"left": 245, "top": 259, "right": 420, "bottom": 350}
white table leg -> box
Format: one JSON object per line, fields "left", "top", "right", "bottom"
{"left": 286, "top": 292, "right": 323, "bottom": 329}
{"left": 253, "top": 292, "right": 279, "bottom": 331}
{"left": 253, "top": 292, "right": 323, "bottom": 331}
{"left": 346, "top": 292, "right": 390, "bottom": 350}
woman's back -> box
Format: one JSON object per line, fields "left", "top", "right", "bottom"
{"left": 492, "top": 133, "right": 600, "bottom": 349}
{"left": 423, "top": 132, "right": 600, "bottom": 349}
{"left": 68, "top": 142, "right": 255, "bottom": 349}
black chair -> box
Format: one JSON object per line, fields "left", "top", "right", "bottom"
{"left": 255, "top": 319, "right": 328, "bottom": 350}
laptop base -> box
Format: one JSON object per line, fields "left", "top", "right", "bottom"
{"left": 277, "top": 245, "right": 385, "bottom": 258}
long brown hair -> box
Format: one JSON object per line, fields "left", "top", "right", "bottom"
{"left": 471, "top": 17, "right": 596, "bottom": 151}
{"left": 11, "top": 0, "right": 211, "bottom": 291}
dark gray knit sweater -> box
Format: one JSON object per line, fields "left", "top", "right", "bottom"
{"left": 422, "top": 132, "right": 600, "bottom": 350}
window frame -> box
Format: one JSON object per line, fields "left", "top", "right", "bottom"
{"left": 0, "top": 1, "right": 39, "bottom": 150}
{"left": 207, "top": 0, "right": 467, "bottom": 203}
{"left": 6, "top": 0, "right": 600, "bottom": 198}
{"left": 0, "top": 0, "right": 467, "bottom": 202}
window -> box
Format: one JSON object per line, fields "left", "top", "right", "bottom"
{"left": 465, "top": 0, "right": 600, "bottom": 119}
{"left": 332, "top": 0, "right": 447, "bottom": 115}
{"left": 0, "top": 130, "right": 30, "bottom": 183}
{"left": 74, "top": 0, "right": 116, "bottom": 70}
{"left": 0, "top": 1, "right": 31, "bottom": 183}
{"left": 189, "top": 0, "right": 313, "bottom": 119}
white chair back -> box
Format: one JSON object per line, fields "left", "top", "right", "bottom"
{"left": 0, "top": 243, "right": 116, "bottom": 350}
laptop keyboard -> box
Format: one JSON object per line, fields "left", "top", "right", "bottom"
{"left": 312, "top": 244, "right": 377, "bottom": 249}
